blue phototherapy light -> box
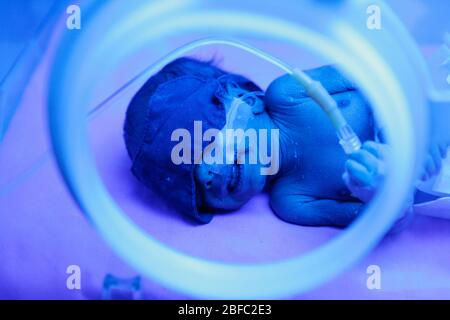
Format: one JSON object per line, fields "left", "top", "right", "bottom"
{"left": 49, "top": 0, "right": 434, "bottom": 298}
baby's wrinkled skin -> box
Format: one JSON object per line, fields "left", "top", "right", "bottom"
{"left": 195, "top": 65, "right": 448, "bottom": 227}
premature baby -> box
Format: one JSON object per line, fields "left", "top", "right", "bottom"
{"left": 124, "top": 57, "right": 448, "bottom": 227}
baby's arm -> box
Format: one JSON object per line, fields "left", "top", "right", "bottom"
{"left": 270, "top": 185, "right": 362, "bottom": 227}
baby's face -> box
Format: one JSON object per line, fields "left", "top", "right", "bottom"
{"left": 194, "top": 94, "right": 271, "bottom": 211}
{"left": 194, "top": 147, "right": 268, "bottom": 211}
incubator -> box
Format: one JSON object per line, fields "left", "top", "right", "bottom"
{"left": 1, "top": 0, "right": 450, "bottom": 299}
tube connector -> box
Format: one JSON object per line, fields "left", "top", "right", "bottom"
{"left": 337, "top": 124, "right": 362, "bottom": 154}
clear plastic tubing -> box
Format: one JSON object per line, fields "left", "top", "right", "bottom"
{"left": 147, "top": 37, "right": 362, "bottom": 154}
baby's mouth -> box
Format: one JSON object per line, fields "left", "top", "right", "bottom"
{"left": 225, "top": 145, "right": 248, "bottom": 193}
{"left": 227, "top": 162, "right": 242, "bottom": 192}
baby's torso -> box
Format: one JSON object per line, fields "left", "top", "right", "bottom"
{"left": 270, "top": 90, "right": 375, "bottom": 200}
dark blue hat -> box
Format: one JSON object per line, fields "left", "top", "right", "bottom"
{"left": 124, "top": 75, "right": 225, "bottom": 223}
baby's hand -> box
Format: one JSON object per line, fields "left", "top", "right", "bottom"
{"left": 342, "top": 141, "right": 388, "bottom": 203}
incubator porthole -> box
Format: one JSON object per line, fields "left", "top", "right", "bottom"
{"left": 48, "top": 1, "right": 426, "bottom": 298}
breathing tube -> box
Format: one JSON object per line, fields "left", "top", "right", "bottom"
{"left": 150, "top": 37, "right": 362, "bottom": 155}
{"left": 222, "top": 91, "right": 264, "bottom": 164}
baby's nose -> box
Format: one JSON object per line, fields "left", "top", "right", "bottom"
{"left": 195, "top": 165, "right": 215, "bottom": 188}
{"left": 195, "top": 164, "right": 229, "bottom": 194}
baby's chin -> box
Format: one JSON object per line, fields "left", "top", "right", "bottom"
{"left": 201, "top": 163, "right": 268, "bottom": 212}
{"left": 209, "top": 165, "right": 265, "bottom": 211}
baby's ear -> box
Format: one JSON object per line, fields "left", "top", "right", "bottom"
{"left": 251, "top": 97, "right": 265, "bottom": 114}
{"left": 242, "top": 92, "right": 265, "bottom": 114}
{"left": 265, "top": 74, "right": 308, "bottom": 108}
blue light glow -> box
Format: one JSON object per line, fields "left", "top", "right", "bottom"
{"left": 47, "top": 0, "right": 440, "bottom": 298}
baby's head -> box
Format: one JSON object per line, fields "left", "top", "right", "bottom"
{"left": 124, "top": 57, "right": 271, "bottom": 223}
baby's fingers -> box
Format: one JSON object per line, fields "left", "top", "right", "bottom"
{"left": 348, "top": 149, "right": 379, "bottom": 175}
{"left": 362, "top": 141, "right": 388, "bottom": 160}
{"left": 345, "top": 159, "right": 373, "bottom": 187}
{"left": 342, "top": 171, "right": 374, "bottom": 203}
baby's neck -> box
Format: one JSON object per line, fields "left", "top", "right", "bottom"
{"left": 256, "top": 115, "right": 299, "bottom": 186}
